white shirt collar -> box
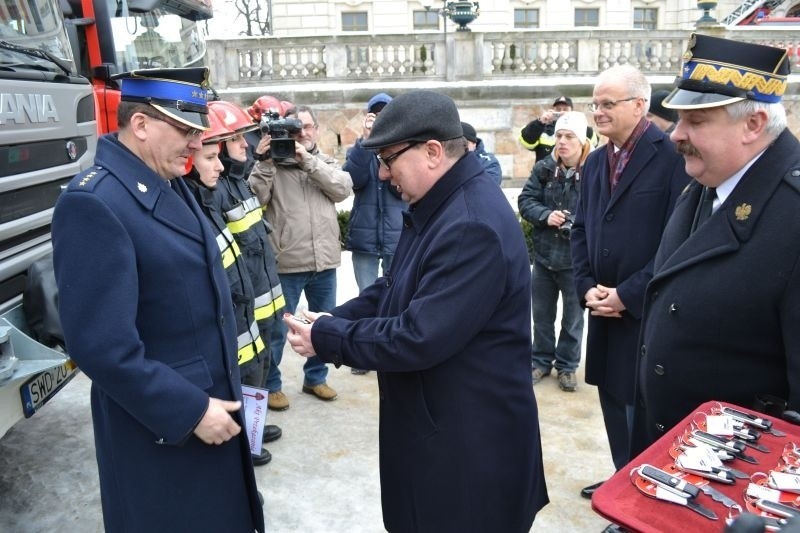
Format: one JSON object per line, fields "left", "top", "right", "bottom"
{"left": 713, "top": 149, "right": 767, "bottom": 211}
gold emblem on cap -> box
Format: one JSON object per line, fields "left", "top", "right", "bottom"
{"left": 137, "top": 182, "right": 148, "bottom": 193}
{"left": 683, "top": 34, "right": 696, "bottom": 61}
{"left": 735, "top": 203, "right": 752, "bottom": 221}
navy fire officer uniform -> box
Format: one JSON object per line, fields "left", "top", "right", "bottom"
{"left": 295, "top": 90, "right": 548, "bottom": 532}
{"left": 52, "top": 69, "right": 263, "bottom": 532}
{"left": 631, "top": 35, "right": 800, "bottom": 455}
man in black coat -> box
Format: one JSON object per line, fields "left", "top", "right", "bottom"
{"left": 281, "top": 90, "right": 548, "bottom": 532}
{"left": 631, "top": 34, "right": 800, "bottom": 456}
{"left": 570, "top": 65, "right": 690, "bottom": 498}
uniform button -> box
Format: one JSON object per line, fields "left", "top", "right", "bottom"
{"left": 654, "top": 364, "right": 665, "bottom": 376}
{"left": 668, "top": 303, "right": 678, "bottom": 313}
{"left": 605, "top": 213, "right": 614, "bottom": 222}
{"left": 640, "top": 344, "right": 647, "bottom": 356}
{"left": 792, "top": 169, "right": 800, "bottom": 177}
{"left": 220, "top": 316, "right": 225, "bottom": 326}
{"left": 656, "top": 423, "right": 665, "bottom": 432}
{"left": 602, "top": 248, "right": 610, "bottom": 257}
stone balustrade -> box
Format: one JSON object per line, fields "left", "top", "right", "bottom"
{"left": 207, "top": 28, "right": 800, "bottom": 181}
{"left": 207, "top": 28, "right": 800, "bottom": 87}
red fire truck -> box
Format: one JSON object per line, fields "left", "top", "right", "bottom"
{"left": 63, "top": 0, "right": 213, "bottom": 133}
{"left": 0, "top": 0, "right": 211, "bottom": 439}
{"left": 1, "top": 0, "right": 97, "bottom": 438}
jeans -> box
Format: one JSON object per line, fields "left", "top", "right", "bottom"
{"left": 351, "top": 251, "right": 393, "bottom": 292}
{"left": 530, "top": 260, "right": 584, "bottom": 373}
{"left": 265, "top": 269, "right": 337, "bottom": 391}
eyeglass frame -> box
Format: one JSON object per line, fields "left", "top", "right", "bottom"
{"left": 376, "top": 142, "right": 421, "bottom": 170}
{"left": 142, "top": 110, "right": 204, "bottom": 139}
{"left": 588, "top": 96, "right": 642, "bottom": 112}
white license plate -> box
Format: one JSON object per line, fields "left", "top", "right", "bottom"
{"left": 20, "top": 360, "right": 79, "bottom": 418}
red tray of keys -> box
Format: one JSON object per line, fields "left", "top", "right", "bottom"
{"left": 592, "top": 401, "right": 800, "bottom": 532}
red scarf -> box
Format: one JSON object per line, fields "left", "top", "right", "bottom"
{"left": 607, "top": 118, "right": 651, "bottom": 191}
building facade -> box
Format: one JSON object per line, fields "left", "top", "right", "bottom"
{"left": 256, "top": 0, "right": 799, "bottom": 37}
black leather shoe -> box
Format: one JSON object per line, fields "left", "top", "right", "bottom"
{"left": 263, "top": 424, "right": 282, "bottom": 443}
{"left": 581, "top": 480, "right": 604, "bottom": 499}
{"left": 252, "top": 447, "right": 272, "bottom": 466}
{"left": 602, "top": 524, "right": 626, "bottom": 533}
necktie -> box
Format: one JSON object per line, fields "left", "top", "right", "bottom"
{"left": 691, "top": 187, "right": 716, "bottom": 233}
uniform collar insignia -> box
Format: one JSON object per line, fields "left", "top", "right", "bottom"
{"left": 79, "top": 169, "right": 98, "bottom": 187}
{"left": 137, "top": 182, "right": 148, "bottom": 193}
{"left": 735, "top": 203, "right": 752, "bottom": 221}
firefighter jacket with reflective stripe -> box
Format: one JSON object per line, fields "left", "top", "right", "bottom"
{"left": 218, "top": 155, "right": 285, "bottom": 340}
{"left": 183, "top": 174, "right": 265, "bottom": 371}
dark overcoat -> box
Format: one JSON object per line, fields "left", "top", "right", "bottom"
{"left": 631, "top": 129, "right": 800, "bottom": 455}
{"left": 311, "top": 153, "right": 548, "bottom": 532}
{"left": 52, "top": 135, "right": 263, "bottom": 533}
{"left": 571, "top": 125, "right": 690, "bottom": 404}
{"left": 343, "top": 137, "right": 407, "bottom": 256}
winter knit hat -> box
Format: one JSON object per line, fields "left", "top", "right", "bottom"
{"left": 554, "top": 111, "right": 588, "bottom": 144}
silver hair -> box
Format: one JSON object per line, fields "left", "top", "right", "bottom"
{"left": 596, "top": 65, "right": 652, "bottom": 113}
{"left": 726, "top": 100, "right": 786, "bottom": 139}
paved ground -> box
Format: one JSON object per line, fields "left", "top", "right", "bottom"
{"left": 0, "top": 252, "right": 615, "bottom": 532}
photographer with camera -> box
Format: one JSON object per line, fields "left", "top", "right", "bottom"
{"left": 518, "top": 112, "right": 592, "bottom": 392}
{"left": 520, "top": 96, "right": 597, "bottom": 163}
{"left": 248, "top": 105, "right": 352, "bottom": 410}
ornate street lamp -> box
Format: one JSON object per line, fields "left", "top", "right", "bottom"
{"left": 697, "top": 0, "right": 719, "bottom": 26}
{"left": 422, "top": 1, "right": 481, "bottom": 32}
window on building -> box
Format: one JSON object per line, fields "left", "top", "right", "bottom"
{"left": 413, "top": 10, "right": 439, "bottom": 30}
{"left": 634, "top": 8, "right": 658, "bottom": 29}
{"left": 514, "top": 8, "right": 540, "bottom": 28}
{"left": 575, "top": 8, "right": 599, "bottom": 27}
{"left": 342, "top": 12, "right": 368, "bottom": 32}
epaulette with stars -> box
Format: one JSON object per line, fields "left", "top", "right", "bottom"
{"left": 67, "top": 166, "right": 108, "bottom": 192}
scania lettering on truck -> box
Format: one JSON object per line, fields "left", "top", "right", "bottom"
{"left": 0, "top": 0, "right": 97, "bottom": 438}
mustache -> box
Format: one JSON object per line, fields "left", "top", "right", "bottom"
{"left": 675, "top": 141, "right": 700, "bottom": 157}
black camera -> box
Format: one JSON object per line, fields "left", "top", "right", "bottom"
{"left": 559, "top": 212, "right": 575, "bottom": 239}
{"left": 260, "top": 111, "right": 303, "bottom": 160}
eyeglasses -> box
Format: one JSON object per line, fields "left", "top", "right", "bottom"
{"left": 145, "top": 112, "right": 203, "bottom": 139}
{"left": 589, "top": 97, "right": 641, "bottom": 112}
{"left": 376, "top": 142, "right": 420, "bottom": 170}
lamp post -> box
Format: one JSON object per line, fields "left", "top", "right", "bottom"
{"left": 423, "top": 1, "right": 480, "bottom": 32}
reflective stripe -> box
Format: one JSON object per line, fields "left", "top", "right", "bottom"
{"left": 236, "top": 320, "right": 265, "bottom": 366}
{"left": 225, "top": 197, "right": 264, "bottom": 235}
{"left": 254, "top": 290, "right": 286, "bottom": 322}
{"left": 215, "top": 228, "right": 241, "bottom": 268}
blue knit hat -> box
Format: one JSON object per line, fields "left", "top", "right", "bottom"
{"left": 367, "top": 93, "right": 392, "bottom": 113}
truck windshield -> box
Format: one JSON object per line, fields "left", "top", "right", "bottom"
{"left": 110, "top": 9, "right": 206, "bottom": 70}
{"left": 0, "top": 0, "right": 75, "bottom": 73}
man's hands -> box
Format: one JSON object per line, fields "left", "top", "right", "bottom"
{"left": 254, "top": 135, "right": 271, "bottom": 159}
{"left": 284, "top": 310, "right": 328, "bottom": 358}
{"left": 547, "top": 210, "right": 569, "bottom": 228}
{"left": 362, "top": 112, "right": 377, "bottom": 139}
{"left": 540, "top": 109, "right": 563, "bottom": 124}
{"left": 584, "top": 284, "right": 625, "bottom": 318}
{"left": 194, "top": 398, "right": 242, "bottom": 445}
